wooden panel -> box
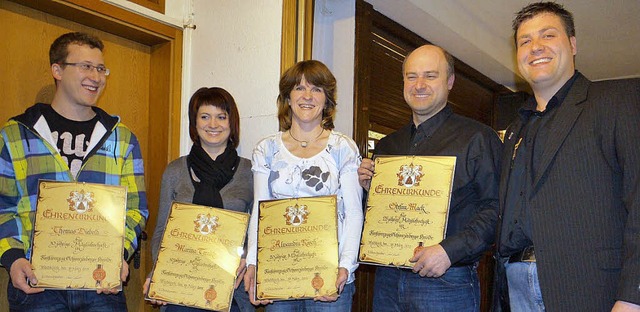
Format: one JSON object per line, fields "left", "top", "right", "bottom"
{"left": 11, "top": 0, "right": 179, "bottom": 45}
{"left": 368, "top": 34, "right": 412, "bottom": 130}
{"left": 0, "top": 2, "right": 54, "bottom": 122}
{"left": 281, "top": 0, "right": 314, "bottom": 74}
{"left": 128, "top": 0, "right": 165, "bottom": 14}
{"left": 449, "top": 73, "right": 495, "bottom": 126}
{"left": 144, "top": 41, "right": 173, "bottom": 274}
{"left": 353, "top": 0, "right": 373, "bottom": 157}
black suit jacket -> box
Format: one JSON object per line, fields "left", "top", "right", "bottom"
{"left": 495, "top": 73, "right": 640, "bottom": 311}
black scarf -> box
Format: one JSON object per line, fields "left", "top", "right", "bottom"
{"left": 187, "top": 143, "right": 240, "bottom": 208}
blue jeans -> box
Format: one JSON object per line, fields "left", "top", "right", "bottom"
{"left": 372, "top": 265, "right": 480, "bottom": 312}
{"left": 7, "top": 282, "right": 127, "bottom": 311}
{"left": 264, "top": 282, "right": 355, "bottom": 312}
{"left": 164, "top": 280, "right": 255, "bottom": 312}
{"left": 505, "top": 262, "right": 545, "bottom": 312}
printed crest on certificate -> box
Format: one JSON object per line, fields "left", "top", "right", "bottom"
{"left": 256, "top": 195, "right": 339, "bottom": 301}
{"left": 359, "top": 156, "right": 456, "bottom": 268}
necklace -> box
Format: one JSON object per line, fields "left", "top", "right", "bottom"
{"left": 289, "top": 128, "right": 324, "bottom": 148}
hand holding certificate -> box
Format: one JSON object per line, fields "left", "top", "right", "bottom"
{"left": 359, "top": 156, "right": 456, "bottom": 268}
{"left": 147, "top": 202, "right": 249, "bottom": 311}
{"left": 30, "top": 181, "right": 127, "bottom": 290}
{"left": 256, "top": 195, "right": 339, "bottom": 301}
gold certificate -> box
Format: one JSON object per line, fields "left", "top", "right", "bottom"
{"left": 147, "top": 202, "right": 249, "bottom": 311}
{"left": 256, "top": 196, "right": 339, "bottom": 301}
{"left": 30, "top": 180, "right": 127, "bottom": 290}
{"left": 359, "top": 156, "right": 456, "bottom": 268}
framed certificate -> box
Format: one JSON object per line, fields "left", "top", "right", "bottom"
{"left": 256, "top": 195, "right": 339, "bottom": 301}
{"left": 359, "top": 156, "right": 456, "bottom": 268}
{"left": 147, "top": 202, "right": 249, "bottom": 311}
{"left": 30, "top": 180, "right": 127, "bottom": 290}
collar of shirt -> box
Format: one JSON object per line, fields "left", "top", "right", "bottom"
{"left": 410, "top": 105, "right": 453, "bottom": 144}
{"left": 519, "top": 70, "right": 580, "bottom": 119}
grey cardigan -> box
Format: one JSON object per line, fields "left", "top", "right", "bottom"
{"left": 150, "top": 156, "right": 253, "bottom": 262}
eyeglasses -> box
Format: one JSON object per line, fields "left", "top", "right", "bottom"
{"left": 61, "top": 62, "right": 110, "bottom": 76}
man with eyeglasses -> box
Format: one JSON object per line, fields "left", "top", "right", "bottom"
{"left": 0, "top": 32, "right": 148, "bottom": 310}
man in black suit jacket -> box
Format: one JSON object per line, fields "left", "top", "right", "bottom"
{"left": 495, "top": 2, "right": 640, "bottom": 311}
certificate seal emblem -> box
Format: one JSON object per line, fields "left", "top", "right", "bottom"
{"left": 284, "top": 204, "right": 309, "bottom": 226}
{"left": 194, "top": 213, "right": 219, "bottom": 235}
{"left": 67, "top": 189, "right": 95, "bottom": 213}
{"left": 93, "top": 264, "right": 106, "bottom": 287}
{"left": 204, "top": 285, "right": 217, "bottom": 306}
{"left": 311, "top": 273, "right": 324, "bottom": 295}
{"left": 396, "top": 163, "right": 425, "bottom": 188}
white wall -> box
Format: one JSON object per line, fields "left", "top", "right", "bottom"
{"left": 105, "top": 0, "right": 356, "bottom": 157}
{"left": 313, "top": 0, "right": 356, "bottom": 138}
{"left": 184, "top": 0, "right": 283, "bottom": 158}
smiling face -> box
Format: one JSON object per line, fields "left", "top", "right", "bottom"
{"left": 196, "top": 105, "right": 231, "bottom": 157}
{"left": 289, "top": 75, "right": 326, "bottom": 127}
{"left": 52, "top": 43, "right": 106, "bottom": 111}
{"left": 516, "top": 12, "right": 576, "bottom": 96}
{"left": 403, "top": 45, "right": 455, "bottom": 126}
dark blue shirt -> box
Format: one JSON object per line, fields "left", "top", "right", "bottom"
{"left": 376, "top": 105, "right": 502, "bottom": 265}
{"left": 499, "top": 72, "right": 578, "bottom": 255}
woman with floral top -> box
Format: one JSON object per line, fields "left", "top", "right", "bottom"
{"left": 244, "top": 60, "right": 364, "bottom": 312}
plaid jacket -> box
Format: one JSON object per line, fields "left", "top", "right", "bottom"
{"left": 0, "top": 103, "right": 148, "bottom": 269}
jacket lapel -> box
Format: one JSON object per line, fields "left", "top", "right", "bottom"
{"left": 532, "top": 74, "right": 590, "bottom": 188}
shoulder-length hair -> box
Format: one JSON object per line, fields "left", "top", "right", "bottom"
{"left": 188, "top": 87, "right": 240, "bottom": 148}
{"left": 276, "top": 60, "right": 337, "bottom": 131}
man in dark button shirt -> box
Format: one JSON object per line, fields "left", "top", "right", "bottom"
{"left": 494, "top": 2, "right": 640, "bottom": 312}
{"left": 358, "top": 44, "right": 502, "bottom": 311}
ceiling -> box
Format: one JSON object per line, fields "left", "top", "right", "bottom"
{"left": 365, "top": 0, "right": 640, "bottom": 91}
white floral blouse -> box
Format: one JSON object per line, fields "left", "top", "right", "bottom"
{"left": 246, "top": 130, "right": 364, "bottom": 283}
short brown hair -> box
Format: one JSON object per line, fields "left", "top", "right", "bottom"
{"left": 513, "top": 2, "right": 575, "bottom": 44}
{"left": 276, "top": 60, "right": 337, "bottom": 131}
{"left": 49, "top": 32, "right": 104, "bottom": 65}
{"left": 188, "top": 87, "right": 241, "bottom": 148}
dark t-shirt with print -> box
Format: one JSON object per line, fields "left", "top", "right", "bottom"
{"left": 41, "top": 105, "right": 98, "bottom": 178}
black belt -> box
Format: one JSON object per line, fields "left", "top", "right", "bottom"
{"left": 451, "top": 262, "right": 477, "bottom": 268}
{"left": 508, "top": 246, "right": 536, "bottom": 263}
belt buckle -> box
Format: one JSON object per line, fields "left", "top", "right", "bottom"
{"left": 520, "top": 246, "right": 535, "bottom": 262}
